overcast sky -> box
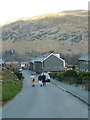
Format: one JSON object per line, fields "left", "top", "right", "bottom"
{"left": 0, "top": 0, "right": 89, "bottom": 24}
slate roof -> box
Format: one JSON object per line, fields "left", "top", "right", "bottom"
{"left": 30, "top": 53, "right": 65, "bottom": 64}
{"left": 79, "top": 53, "right": 90, "bottom": 61}
{"left": 30, "top": 54, "right": 50, "bottom": 63}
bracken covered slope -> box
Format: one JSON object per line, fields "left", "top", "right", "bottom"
{"left": 1, "top": 10, "right": 88, "bottom": 57}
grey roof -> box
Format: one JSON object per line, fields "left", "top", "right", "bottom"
{"left": 79, "top": 53, "right": 90, "bottom": 61}
{"left": 43, "top": 67, "right": 65, "bottom": 72}
{"left": 30, "top": 54, "right": 50, "bottom": 62}
{"left": 5, "top": 61, "right": 19, "bottom": 64}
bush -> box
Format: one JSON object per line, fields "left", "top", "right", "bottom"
{"left": 78, "top": 71, "right": 90, "bottom": 83}
{"left": 49, "top": 73, "right": 57, "bottom": 79}
{"left": 62, "top": 70, "right": 77, "bottom": 84}
{"left": 56, "top": 73, "right": 63, "bottom": 81}
{"left": 63, "top": 70, "right": 77, "bottom": 77}
{"left": 50, "top": 70, "right": 90, "bottom": 86}
{"left": 14, "top": 71, "right": 24, "bottom": 80}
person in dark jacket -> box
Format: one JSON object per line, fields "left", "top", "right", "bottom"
{"left": 38, "top": 74, "right": 42, "bottom": 81}
{"left": 38, "top": 74, "right": 43, "bottom": 87}
{"left": 41, "top": 73, "right": 46, "bottom": 86}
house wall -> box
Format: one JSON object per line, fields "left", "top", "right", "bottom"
{"left": 79, "top": 60, "right": 90, "bottom": 71}
{"left": 30, "top": 62, "right": 34, "bottom": 70}
{"left": 43, "top": 55, "right": 64, "bottom": 69}
{"left": 34, "top": 62, "right": 42, "bottom": 73}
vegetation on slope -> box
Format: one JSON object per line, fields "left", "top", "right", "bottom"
{"left": 1, "top": 10, "right": 88, "bottom": 59}
{"left": 1, "top": 69, "right": 24, "bottom": 105}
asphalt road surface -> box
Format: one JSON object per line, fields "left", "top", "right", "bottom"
{"left": 2, "top": 70, "right": 88, "bottom": 118}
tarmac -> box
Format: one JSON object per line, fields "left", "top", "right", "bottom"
{"left": 51, "top": 78, "right": 90, "bottom": 106}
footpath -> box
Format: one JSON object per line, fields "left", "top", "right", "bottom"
{"left": 51, "top": 78, "right": 90, "bottom": 106}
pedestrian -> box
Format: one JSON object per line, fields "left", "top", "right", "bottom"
{"left": 45, "top": 72, "right": 50, "bottom": 82}
{"left": 41, "top": 73, "right": 46, "bottom": 86}
{"left": 33, "top": 72, "right": 36, "bottom": 75}
{"left": 38, "top": 74, "right": 43, "bottom": 87}
{"left": 30, "top": 73, "right": 35, "bottom": 87}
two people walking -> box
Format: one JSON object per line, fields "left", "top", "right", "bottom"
{"left": 38, "top": 73, "right": 46, "bottom": 87}
{"left": 30, "top": 72, "right": 50, "bottom": 87}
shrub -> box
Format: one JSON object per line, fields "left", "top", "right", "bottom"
{"left": 78, "top": 71, "right": 90, "bottom": 83}
{"left": 14, "top": 70, "right": 24, "bottom": 80}
{"left": 49, "top": 73, "right": 57, "bottom": 79}
{"left": 56, "top": 73, "right": 63, "bottom": 81}
{"left": 50, "top": 70, "right": 90, "bottom": 86}
{"left": 63, "top": 70, "right": 77, "bottom": 77}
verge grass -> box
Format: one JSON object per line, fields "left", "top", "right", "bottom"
{"left": 0, "top": 83, "right": 2, "bottom": 102}
{"left": 2, "top": 81, "right": 22, "bottom": 105}
{"left": 1, "top": 69, "right": 24, "bottom": 105}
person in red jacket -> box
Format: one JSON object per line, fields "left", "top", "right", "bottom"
{"left": 31, "top": 73, "right": 35, "bottom": 87}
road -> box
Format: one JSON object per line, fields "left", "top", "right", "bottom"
{"left": 2, "top": 70, "right": 88, "bottom": 118}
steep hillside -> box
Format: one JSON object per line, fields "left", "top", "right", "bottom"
{"left": 1, "top": 10, "right": 88, "bottom": 60}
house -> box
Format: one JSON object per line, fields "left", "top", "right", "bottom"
{"left": 4, "top": 61, "right": 19, "bottom": 70}
{"left": 65, "top": 65, "right": 79, "bottom": 71}
{"left": 78, "top": 53, "right": 90, "bottom": 72}
{"left": 21, "top": 62, "right": 29, "bottom": 69}
{"left": 30, "top": 53, "right": 65, "bottom": 73}
{"left": 65, "top": 65, "right": 74, "bottom": 71}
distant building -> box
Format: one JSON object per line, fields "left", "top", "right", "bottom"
{"left": 65, "top": 65, "right": 79, "bottom": 71}
{"left": 30, "top": 53, "right": 65, "bottom": 73}
{"left": 21, "top": 62, "right": 26, "bottom": 68}
{"left": 78, "top": 53, "right": 90, "bottom": 72}
{"left": 21, "top": 62, "right": 29, "bottom": 69}
{"left": 65, "top": 65, "right": 74, "bottom": 71}
{"left": 4, "top": 61, "right": 19, "bottom": 70}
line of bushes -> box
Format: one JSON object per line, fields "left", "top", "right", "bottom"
{"left": 50, "top": 70, "right": 90, "bottom": 90}
{"left": 2, "top": 69, "right": 24, "bottom": 105}
{"left": 14, "top": 70, "right": 24, "bottom": 81}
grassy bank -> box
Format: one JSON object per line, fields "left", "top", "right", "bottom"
{"left": 1, "top": 69, "right": 24, "bottom": 105}
{"left": 0, "top": 83, "right": 2, "bottom": 102}
{"left": 2, "top": 81, "right": 22, "bottom": 105}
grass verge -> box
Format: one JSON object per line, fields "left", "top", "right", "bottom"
{"left": 0, "top": 83, "right": 2, "bottom": 102}
{"left": 2, "top": 81, "right": 22, "bottom": 106}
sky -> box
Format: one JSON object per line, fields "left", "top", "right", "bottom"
{"left": 0, "top": 0, "right": 89, "bottom": 24}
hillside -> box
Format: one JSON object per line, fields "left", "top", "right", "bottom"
{"left": 1, "top": 10, "right": 88, "bottom": 61}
